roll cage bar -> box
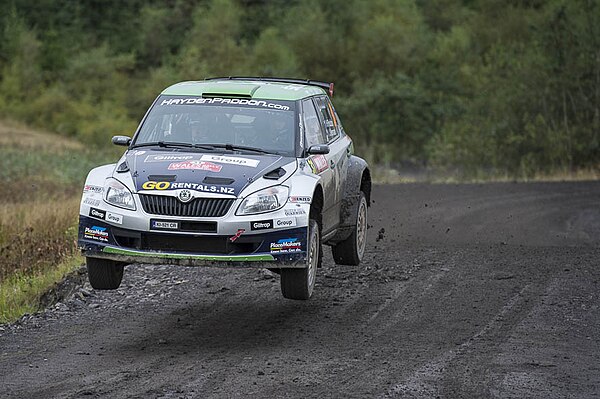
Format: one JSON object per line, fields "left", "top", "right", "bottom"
{"left": 205, "top": 76, "right": 334, "bottom": 97}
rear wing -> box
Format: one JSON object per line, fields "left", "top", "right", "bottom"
{"left": 205, "top": 76, "right": 335, "bottom": 97}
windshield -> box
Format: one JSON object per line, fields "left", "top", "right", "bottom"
{"left": 133, "top": 95, "right": 297, "bottom": 156}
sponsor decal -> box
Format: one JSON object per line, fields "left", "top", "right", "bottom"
{"left": 160, "top": 97, "right": 291, "bottom": 111}
{"left": 200, "top": 154, "right": 260, "bottom": 168}
{"left": 167, "top": 160, "right": 222, "bottom": 172}
{"left": 281, "top": 84, "right": 303, "bottom": 92}
{"left": 229, "top": 229, "right": 245, "bottom": 242}
{"left": 144, "top": 154, "right": 200, "bottom": 163}
{"left": 89, "top": 207, "right": 106, "bottom": 220}
{"left": 284, "top": 208, "right": 306, "bottom": 216}
{"left": 141, "top": 181, "right": 234, "bottom": 195}
{"left": 270, "top": 238, "right": 302, "bottom": 254}
{"left": 178, "top": 189, "right": 193, "bottom": 203}
{"left": 151, "top": 220, "right": 179, "bottom": 230}
{"left": 83, "top": 198, "right": 101, "bottom": 207}
{"left": 273, "top": 218, "right": 296, "bottom": 229}
{"left": 142, "top": 181, "right": 171, "bottom": 190}
{"left": 84, "top": 226, "right": 109, "bottom": 242}
{"left": 307, "top": 155, "right": 328, "bottom": 174}
{"left": 289, "top": 196, "right": 311, "bottom": 204}
{"left": 106, "top": 212, "right": 123, "bottom": 225}
{"left": 83, "top": 185, "right": 103, "bottom": 194}
{"left": 251, "top": 220, "right": 273, "bottom": 231}
{"left": 131, "top": 150, "right": 146, "bottom": 156}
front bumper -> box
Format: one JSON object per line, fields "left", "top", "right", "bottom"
{"left": 78, "top": 215, "right": 308, "bottom": 268}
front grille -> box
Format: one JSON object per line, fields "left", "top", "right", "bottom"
{"left": 139, "top": 194, "right": 235, "bottom": 217}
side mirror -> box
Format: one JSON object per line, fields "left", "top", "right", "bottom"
{"left": 307, "top": 144, "right": 330, "bottom": 155}
{"left": 112, "top": 135, "right": 131, "bottom": 146}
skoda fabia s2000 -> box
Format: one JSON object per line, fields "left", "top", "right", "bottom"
{"left": 78, "top": 77, "right": 371, "bottom": 299}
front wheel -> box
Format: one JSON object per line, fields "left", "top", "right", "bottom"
{"left": 280, "top": 219, "right": 320, "bottom": 300}
{"left": 332, "top": 192, "right": 368, "bottom": 265}
{"left": 86, "top": 257, "right": 124, "bottom": 290}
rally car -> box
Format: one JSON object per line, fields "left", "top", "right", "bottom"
{"left": 78, "top": 77, "right": 371, "bottom": 300}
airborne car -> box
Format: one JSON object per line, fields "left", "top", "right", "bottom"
{"left": 78, "top": 77, "right": 371, "bottom": 300}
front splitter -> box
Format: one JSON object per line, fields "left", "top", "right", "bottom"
{"left": 83, "top": 245, "right": 307, "bottom": 268}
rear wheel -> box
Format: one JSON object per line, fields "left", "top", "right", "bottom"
{"left": 332, "top": 192, "right": 368, "bottom": 265}
{"left": 280, "top": 219, "right": 320, "bottom": 300}
{"left": 86, "top": 257, "right": 124, "bottom": 290}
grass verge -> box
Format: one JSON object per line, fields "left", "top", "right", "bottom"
{"left": 0, "top": 255, "right": 83, "bottom": 324}
{"left": 0, "top": 120, "right": 115, "bottom": 324}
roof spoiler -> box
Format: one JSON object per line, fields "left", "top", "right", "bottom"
{"left": 205, "top": 76, "right": 335, "bottom": 97}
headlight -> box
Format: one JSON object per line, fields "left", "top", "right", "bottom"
{"left": 236, "top": 185, "right": 289, "bottom": 215}
{"left": 104, "top": 178, "right": 136, "bottom": 210}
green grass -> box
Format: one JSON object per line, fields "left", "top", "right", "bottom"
{"left": 0, "top": 121, "right": 116, "bottom": 323}
{"left": 0, "top": 255, "right": 83, "bottom": 323}
{"left": 0, "top": 147, "right": 116, "bottom": 185}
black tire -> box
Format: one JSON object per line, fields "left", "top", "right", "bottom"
{"left": 86, "top": 257, "right": 124, "bottom": 290}
{"left": 280, "top": 219, "right": 320, "bottom": 300}
{"left": 332, "top": 192, "right": 368, "bottom": 266}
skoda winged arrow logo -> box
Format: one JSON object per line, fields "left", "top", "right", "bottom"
{"left": 178, "top": 189, "right": 193, "bottom": 203}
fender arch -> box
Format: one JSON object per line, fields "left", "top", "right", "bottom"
{"left": 330, "top": 155, "right": 371, "bottom": 244}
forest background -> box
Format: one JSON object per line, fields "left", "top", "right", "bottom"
{"left": 1, "top": 0, "right": 599, "bottom": 178}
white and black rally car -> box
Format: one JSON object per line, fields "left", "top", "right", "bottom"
{"left": 78, "top": 77, "right": 371, "bottom": 299}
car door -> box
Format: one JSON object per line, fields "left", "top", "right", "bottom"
{"left": 313, "top": 96, "right": 349, "bottom": 229}
{"left": 302, "top": 98, "right": 336, "bottom": 232}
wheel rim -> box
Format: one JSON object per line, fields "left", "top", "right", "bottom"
{"left": 356, "top": 197, "right": 367, "bottom": 260}
{"left": 307, "top": 225, "right": 318, "bottom": 295}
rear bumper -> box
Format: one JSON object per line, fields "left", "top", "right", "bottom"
{"left": 78, "top": 216, "right": 308, "bottom": 268}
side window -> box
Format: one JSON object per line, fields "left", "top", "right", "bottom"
{"left": 303, "top": 99, "right": 326, "bottom": 148}
{"left": 314, "top": 96, "right": 339, "bottom": 142}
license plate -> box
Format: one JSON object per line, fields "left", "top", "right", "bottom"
{"left": 151, "top": 220, "right": 179, "bottom": 230}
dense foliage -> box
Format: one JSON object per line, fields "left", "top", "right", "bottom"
{"left": 0, "top": 0, "right": 598, "bottom": 177}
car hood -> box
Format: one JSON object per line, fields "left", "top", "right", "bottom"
{"left": 123, "top": 149, "right": 295, "bottom": 197}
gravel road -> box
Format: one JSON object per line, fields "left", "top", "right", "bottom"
{"left": 1, "top": 182, "right": 599, "bottom": 398}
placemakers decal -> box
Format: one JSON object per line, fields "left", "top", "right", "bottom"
{"left": 89, "top": 207, "right": 106, "bottom": 220}
{"left": 270, "top": 238, "right": 302, "bottom": 254}
{"left": 289, "top": 196, "right": 311, "bottom": 204}
{"left": 273, "top": 218, "right": 296, "bottom": 229}
{"left": 83, "top": 198, "right": 101, "bottom": 207}
{"left": 144, "top": 154, "right": 201, "bottom": 163}
{"left": 106, "top": 212, "right": 123, "bottom": 225}
{"left": 168, "top": 160, "right": 222, "bottom": 172}
{"left": 229, "top": 229, "right": 245, "bottom": 242}
{"left": 250, "top": 220, "right": 273, "bottom": 231}
{"left": 284, "top": 208, "right": 306, "bottom": 216}
{"left": 307, "top": 155, "right": 328, "bottom": 174}
{"left": 200, "top": 154, "right": 260, "bottom": 168}
{"left": 84, "top": 226, "right": 109, "bottom": 242}
{"left": 141, "top": 181, "right": 234, "bottom": 195}
{"left": 160, "top": 97, "right": 291, "bottom": 111}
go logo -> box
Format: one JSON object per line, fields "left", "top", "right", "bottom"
{"left": 142, "top": 181, "right": 170, "bottom": 190}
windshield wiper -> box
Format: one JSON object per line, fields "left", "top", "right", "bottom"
{"left": 130, "top": 141, "right": 217, "bottom": 151}
{"left": 191, "top": 143, "right": 219, "bottom": 151}
{"left": 130, "top": 141, "right": 190, "bottom": 149}
{"left": 131, "top": 142, "right": 280, "bottom": 155}
{"left": 205, "top": 143, "right": 280, "bottom": 155}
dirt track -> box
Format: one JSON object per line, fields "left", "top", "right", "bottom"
{"left": 1, "top": 182, "right": 599, "bottom": 398}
